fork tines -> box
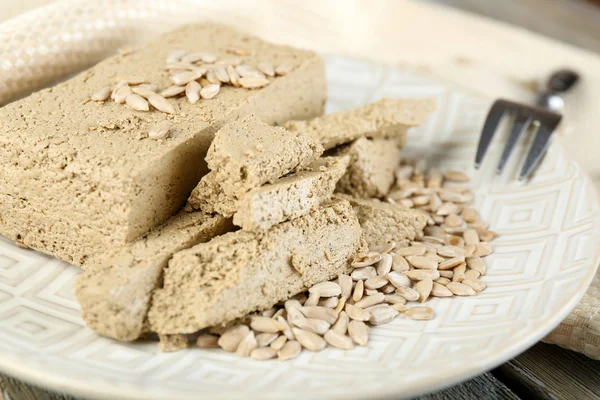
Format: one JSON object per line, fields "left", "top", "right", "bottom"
{"left": 475, "top": 99, "right": 561, "bottom": 180}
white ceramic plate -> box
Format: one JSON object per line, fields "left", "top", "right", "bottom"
{"left": 0, "top": 56, "right": 599, "bottom": 400}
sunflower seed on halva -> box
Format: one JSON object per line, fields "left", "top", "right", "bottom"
{"left": 200, "top": 84, "right": 220, "bottom": 99}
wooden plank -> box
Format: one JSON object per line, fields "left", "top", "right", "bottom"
{"left": 415, "top": 372, "right": 519, "bottom": 399}
{"left": 492, "top": 343, "right": 600, "bottom": 400}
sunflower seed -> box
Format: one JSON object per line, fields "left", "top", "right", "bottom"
{"left": 392, "top": 254, "right": 410, "bottom": 272}
{"left": 345, "top": 303, "right": 371, "bottom": 321}
{"left": 309, "top": 282, "right": 341, "bottom": 297}
{"left": 277, "top": 316, "right": 295, "bottom": 340}
{"left": 347, "top": 320, "right": 369, "bottom": 346}
{"left": 416, "top": 278, "right": 433, "bottom": 302}
{"left": 437, "top": 245, "right": 465, "bottom": 258}
{"left": 185, "top": 80, "right": 201, "bottom": 104}
{"left": 236, "top": 64, "right": 264, "bottom": 78}
{"left": 352, "top": 279, "right": 364, "bottom": 302}
{"left": 462, "top": 278, "right": 486, "bottom": 292}
{"left": 196, "top": 334, "right": 219, "bottom": 348}
{"left": 166, "top": 49, "right": 186, "bottom": 63}
{"left": 352, "top": 252, "right": 382, "bottom": 268}
{"left": 422, "top": 236, "right": 445, "bottom": 245}
{"left": 404, "top": 269, "right": 440, "bottom": 281}
{"left": 293, "top": 317, "right": 330, "bottom": 335}
{"left": 125, "top": 94, "right": 149, "bottom": 111}
{"left": 439, "top": 270, "right": 454, "bottom": 279}
{"left": 171, "top": 70, "right": 202, "bottom": 86}
{"left": 324, "top": 330, "right": 355, "bottom": 350}
{"left": 181, "top": 52, "right": 206, "bottom": 63}
{"left": 395, "top": 286, "right": 419, "bottom": 301}
{"left": 465, "top": 269, "right": 481, "bottom": 280}
{"left": 160, "top": 85, "right": 186, "bottom": 98}
{"left": 463, "top": 244, "right": 476, "bottom": 257}
{"left": 131, "top": 86, "right": 156, "bottom": 99}
{"left": 463, "top": 229, "right": 480, "bottom": 245}
{"left": 380, "top": 283, "right": 396, "bottom": 294}
{"left": 338, "top": 274, "right": 353, "bottom": 299}
{"left": 205, "top": 70, "right": 220, "bottom": 84}
{"left": 91, "top": 87, "right": 111, "bottom": 101}
{"left": 444, "top": 214, "right": 463, "bottom": 228}
{"left": 277, "top": 340, "right": 302, "bottom": 360}
{"left": 354, "top": 293, "right": 386, "bottom": 309}
{"left": 255, "top": 332, "right": 279, "bottom": 348}
{"left": 148, "top": 94, "right": 176, "bottom": 114}
{"left": 461, "top": 207, "right": 479, "bottom": 223}
{"left": 446, "top": 282, "right": 476, "bottom": 296}
{"left": 227, "top": 65, "right": 241, "bottom": 87}
{"left": 431, "top": 282, "right": 453, "bottom": 297}
{"left": 367, "top": 304, "right": 399, "bottom": 325}
{"left": 148, "top": 120, "right": 172, "bottom": 139}
{"left": 351, "top": 266, "right": 377, "bottom": 281}
{"left": 386, "top": 271, "right": 411, "bottom": 288}
{"left": 250, "top": 316, "right": 285, "bottom": 333}
{"left": 236, "top": 331, "right": 257, "bottom": 357}
{"left": 395, "top": 246, "right": 426, "bottom": 256}
{"left": 426, "top": 168, "right": 443, "bottom": 188}
{"left": 444, "top": 170, "right": 470, "bottom": 182}
{"left": 218, "top": 325, "right": 250, "bottom": 352}
{"left": 165, "top": 61, "right": 195, "bottom": 71}
{"left": 447, "top": 235, "right": 465, "bottom": 247}
{"left": 437, "top": 202, "right": 459, "bottom": 216}
{"left": 452, "top": 263, "right": 467, "bottom": 282}
{"left": 318, "top": 297, "right": 339, "bottom": 308}
{"left": 240, "top": 76, "right": 270, "bottom": 89}
{"left": 406, "top": 255, "right": 438, "bottom": 269}
{"left": 474, "top": 242, "right": 492, "bottom": 257}
{"left": 438, "top": 256, "right": 465, "bottom": 270}
{"left": 114, "top": 85, "right": 133, "bottom": 104}
{"left": 405, "top": 306, "right": 434, "bottom": 320}
{"left": 292, "top": 328, "right": 326, "bottom": 351}
{"left": 376, "top": 253, "right": 393, "bottom": 276}
{"left": 304, "top": 293, "right": 320, "bottom": 307}
{"left": 270, "top": 335, "right": 288, "bottom": 350}
{"left": 211, "top": 66, "right": 229, "bottom": 83}
{"left": 275, "top": 63, "right": 292, "bottom": 76}
{"left": 257, "top": 61, "right": 275, "bottom": 77}
{"left": 251, "top": 346, "right": 276, "bottom": 360}
{"left": 365, "top": 289, "right": 378, "bottom": 296}
{"left": 200, "top": 83, "right": 220, "bottom": 99}
{"left": 332, "top": 311, "right": 349, "bottom": 334}
{"left": 364, "top": 276, "right": 388, "bottom": 290}
{"left": 440, "top": 190, "right": 468, "bottom": 203}
{"left": 285, "top": 299, "right": 303, "bottom": 314}
{"left": 301, "top": 306, "right": 338, "bottom": 324}
{"left": 385, "top": 294, "right": 407, "bottom": 305}
{"left": 478, "top": 229, "right": 498, "bottom": 242}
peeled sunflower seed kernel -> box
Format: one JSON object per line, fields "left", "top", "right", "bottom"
{"left": 347, "top": 320, "right": 369, "bottom": 346}
{"left": 463, "top": 229, "right": 480, "bottom": 245}
{"left": 338, "top": 274, "right": 353, "bottom": 299}
{"left": 438, "top": 256, "right": 465, "bottom": 270}
{"left": 462, "top": 278, "right": 486, "bottom": 292}
{"left": 148, "top": 94, "right": 176, "bottom": 114}
{"left": 385, "top": 294, "right": 407, "bottom": 305}
{"left": 277, "top": 316, "right": 295, "bottom": 340}
{"left": 148, "top": 120, "right": 172, "bottom": 139}
{"left": 300, "top": 306, "right": 338, "bottom": 325}
{"left": 446, "top": 282, "right": 476, "bottom": 296}
{"left": 218, "top": 325, "right": 250, "bottom": 352}
{"left": 380, "top": 283, "right": 396, "bottom": 294}
{"left": 309, "top": 282, "right": 341, "bottom": 297}
{"left": 250, "top": 316, "right": 285, "bottom": 333}
{"left": 345, "top": 303, "right": 371, "bottom": 321}
{"left": 405, "top": 306, "right": 434, "bottom": 320}
{"left": 185, "top": 80, "right": 201, "bottom": 104}
{"left": 444, "top": 170, "right": 470, "bottom": 182}
{"left": 278, "top": 340, "right": 302, "bottom": 360}
{"left": 376, "top": 253, "right": 393, "bottom": 276}
{"left": 91, "top": 87, "right": 111, "bottom": 101}
{"left": 353, "top": 293, "right": 386, "bottom": 309}
{"left": 465, "top": 269, "right": 481, "bottom": 280}
{"left": 452, "top": 263, "right": 467, "bottom": 283}
{"left": 236, "top": 331, "right": 257, "bottom": 357}
{"left": 431, "top": 282, "right": 453, "bottom": 297}
{"left": 161, "top": 85, "right": 186, "bottom": 97}
{"left": 351, "top": 252, "right": 381, "bottom": 268}
{"left": 303, "top": 293, "right": 320, "bottom": 307}
{"left": 395, "top": 246, "right": 426, "bottom": 257}
{"left": 114, "top": 85, "right": 133, "bottom": 104}
{"left": 318, "top": 297, "right": 339, "bottom": 308}
{"left": 404, "top": 269, "right": 440, "bottom": 281}
{"left": 200, "top": 83, "right": 220, "bottom": 99}
{"left": 257, "top": 61, "right": 275, "bottom": 77}
{"left": 474, "top": 242, "right": 493, "bottom": 257}
{"left": 392, "top": 254, "right": 410, "bottom": 272}
{"left": 256, "top": 332, "right": 279, "bottom": 348}
{"left": 332, "top": 311, "right": 349, "bottom": 334}
{"left": 292, "top": 317, "right": 330, "bottom": 335}
{"left": 292, "top": 328, "right": 326, "bottom": 352}
{"left": 196, "top": 334, "right": 219, "bottom": 348}
{"left": 386, "top": 271, "right": 411, "bottom": 288}
{"left": 364, "top": 275, "right": 389, "bottom": 290}
{"left": 395, "top": 286, "right": 420, "bottom": 301}
{"left": 324, "top": 330, "right": 355, "bottom": 350}
{"left": 125, "top": 94, "right": 149, "bottom": 111}
{"left": 406, "top": 255, "right": 438, "bottom": 270}
{"left": 461, "top": 207, "right": 480, "bottom": 223}
{"left": 416, "top": 278, "right": 433, "bottom": 302}
{"left": 439, "top": 270, "right": 454, "bottom": 279}
{"left": 251, "top": 346, "right": 277, "bottom": 361}
{"left": 275, "top": 63, "right": 292, "bottom": 76}
{"left": 352, "top": 279, "right": 364, "bottom": 302}
{"left": 240, "top": 76, "right": 270, "bottom": 89}
{"left": 131, "top": 86, "right": 156, "bottom": 99}
{"left": 367, "top": 304, "right": 399, "bottom": 325}
{"left": 351, "top": 266, "right": 377, "bottom": 281}
{"left": 270, "top": 335, "right": 288, "bottom": 350}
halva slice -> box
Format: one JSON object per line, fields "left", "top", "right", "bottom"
{"left": 336, "top": 137, "right": 402, "bottom": 198}
{"left": 186, "top": 171, "right": 237, "bottom": 216}
{"left": 339, "top": 195, "right": 427, "bottom": 249}
{"left": 0, "top": 23, "right": 326, "bottom": 266}
{"left": 75, "top": 212, "right": 232, "bottom": 341}
{"left": 148, "top": 198, "right": 362, "bottom": 334}
{"left": 205, "top": 114, "right": 323, "bottom": 198}
{"left": 233, "top": 156, "right": 349, "bottom": 231}
{"left": 284, "top": 98, "right": 435, "bottom": 150}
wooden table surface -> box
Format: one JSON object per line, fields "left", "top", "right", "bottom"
{"left": 1, "top": 0, "right": 599, "bottom": 399}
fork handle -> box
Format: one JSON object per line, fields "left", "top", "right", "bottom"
{"left": 546, "top": 69, "right": 579, "bottom": 93}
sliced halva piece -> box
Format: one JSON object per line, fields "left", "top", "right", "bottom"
{"left": 148, "top": 198, "right": 363, "bottom": 334}
{"left": 336, "top": 137, "right": 402, "bottom": 198}
{"left": 75, "top": 211, "right": 232, "bottom": 341}
{"left": 284, "top": 97, "right": 436, "bottom": 150}
{"left": 337, "top": 195, "right": 427, "bottom": 249}
{"left": 232, "top": 156, "right": 349, "bottom": 230}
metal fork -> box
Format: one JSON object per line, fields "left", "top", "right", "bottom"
{"left": 475, "top": 70, "right": 579, "bottom": 180}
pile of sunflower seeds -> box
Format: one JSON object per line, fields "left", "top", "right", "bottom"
{"left": 90, "top": 49, "right": 292, "bottom": 113}
{"left": 193, "top": 162, "right": 497, "bottom": 361}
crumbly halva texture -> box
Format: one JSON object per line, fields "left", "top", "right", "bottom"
{"left": 284, "top": 98, "right": 436, "bottom": 150}
{"left": 75, "top": 212, "right": 232, "bottom": 341}
{"left": 206, "top": 114, "right": 323, "bottom": 198}
{"left": 185, "top": 171, "right": 238, "bottom": 216}
{"left": 336, "top": 137, "right": 402, "bottom": 198}
{"left": 0, "top": 23, "right": 326, "bottom": 267}
{"left": 337, "top": 195, "right": 427, "bottom": 249}
{"left": 232, "top": 156, "right": 349, "bottom": 231}
{"left": 148, "top": 199, "right": 363, "bottom": 335}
